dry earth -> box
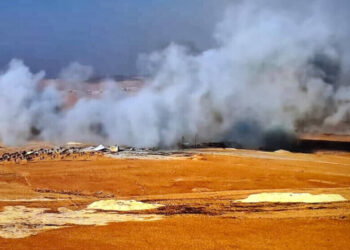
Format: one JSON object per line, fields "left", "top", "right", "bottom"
{"left": 0, "top": 145, "right": 349, "bottom": 249}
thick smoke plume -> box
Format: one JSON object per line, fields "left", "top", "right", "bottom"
{"left": 0, "top": 0, "right": 350, "bottom": 148}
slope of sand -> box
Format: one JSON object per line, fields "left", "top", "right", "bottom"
{"left": 0, "top": 146, "right": 349, "bottom": 249}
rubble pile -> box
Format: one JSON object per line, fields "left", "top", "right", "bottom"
{"left": 0, "top": 143, "right": 196, "bottom": 164}
{"left": 0, "top": 144, "right": 129, "bottom": 164}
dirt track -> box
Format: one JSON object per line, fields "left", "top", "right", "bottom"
{"left": 0, "top": 147, "right": 349, "bottom": 249}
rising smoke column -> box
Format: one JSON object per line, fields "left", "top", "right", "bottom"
{"left": 0, "top": 59, "right": 62, "bottom": 145}
{"left": 0, "top": 0, "right": 349, "bottom": 148}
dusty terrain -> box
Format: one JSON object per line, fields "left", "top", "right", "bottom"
{"left": 0, "top": 144, "right": 349, "bottom": 249}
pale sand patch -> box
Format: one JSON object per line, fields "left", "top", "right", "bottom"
{"left": 308, "top": 179, "right": 337, "bottom": 185}
{"left": 66, "top": 141, "right": 83, "bottom": 145}
{"left": 192, "top": 188, "right": 212, "bottom": 193}
{"left": 109, "top": 146, "right": 119, "bottom": 153}
{"left": 274, "top": 150, "right": 291, "bottom": 154}
{"left": 0, "top": 200, "right": 164, "bottom": 239}
{"left": 235, "top": 192, "right": 347, "bottom": 203}
{"left": 87, "top": 200, "right": 164, "bottom": 211}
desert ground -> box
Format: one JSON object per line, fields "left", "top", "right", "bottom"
{"left": 0, "top": 139, "right": 350, "bottom": 249}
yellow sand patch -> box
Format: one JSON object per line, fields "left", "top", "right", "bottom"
{"left": 87, "top": 200, "right": 164, "bottom": 211}
{"left": 0, "top": 200, "right": 164, "bottom": 239}
{"left": 235, "top": 192, "right": 347, "bottom": 203}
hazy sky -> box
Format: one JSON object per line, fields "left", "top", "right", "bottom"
{"left": 0, "top": 0, "right": 229, "bottom": 76}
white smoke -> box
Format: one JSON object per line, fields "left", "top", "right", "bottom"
{"left": 59, "top": 62, "right": 94, "bottom": 83}
{"left": 0, "top": 0, "right": 349, "bottom": 148}
{"left": 0, "top": 59, "right": 62, "bottom": 145}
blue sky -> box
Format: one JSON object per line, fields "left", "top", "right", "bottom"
{"left": 0, "top": 0, "right": 229, "bottom": 76}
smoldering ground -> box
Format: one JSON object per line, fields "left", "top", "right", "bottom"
{"left": 0, "top": 0, "right": 350, "bottom": 149}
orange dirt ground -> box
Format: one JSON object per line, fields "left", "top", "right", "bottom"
{"left": 0, "top": 146, "right": 350, "bottom": 249}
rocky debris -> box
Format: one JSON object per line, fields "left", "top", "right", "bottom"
{"left": 93, "top": 191, "right": 115, "bottom": 199}
{"left": 35, "top": 188, "right": 115, "bottom": 199}
{"left": 0, "top": 145, "right": 121, "bottom": 164}
{"left": 34, "top": 188, "right": 89, "bottom": 197}
{"left": 0, "top": 144, "right": 195, "bottom": 164}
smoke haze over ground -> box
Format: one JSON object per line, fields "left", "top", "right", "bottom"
{"left": 0, "top": 0, "right": 350, "bottom": 148}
